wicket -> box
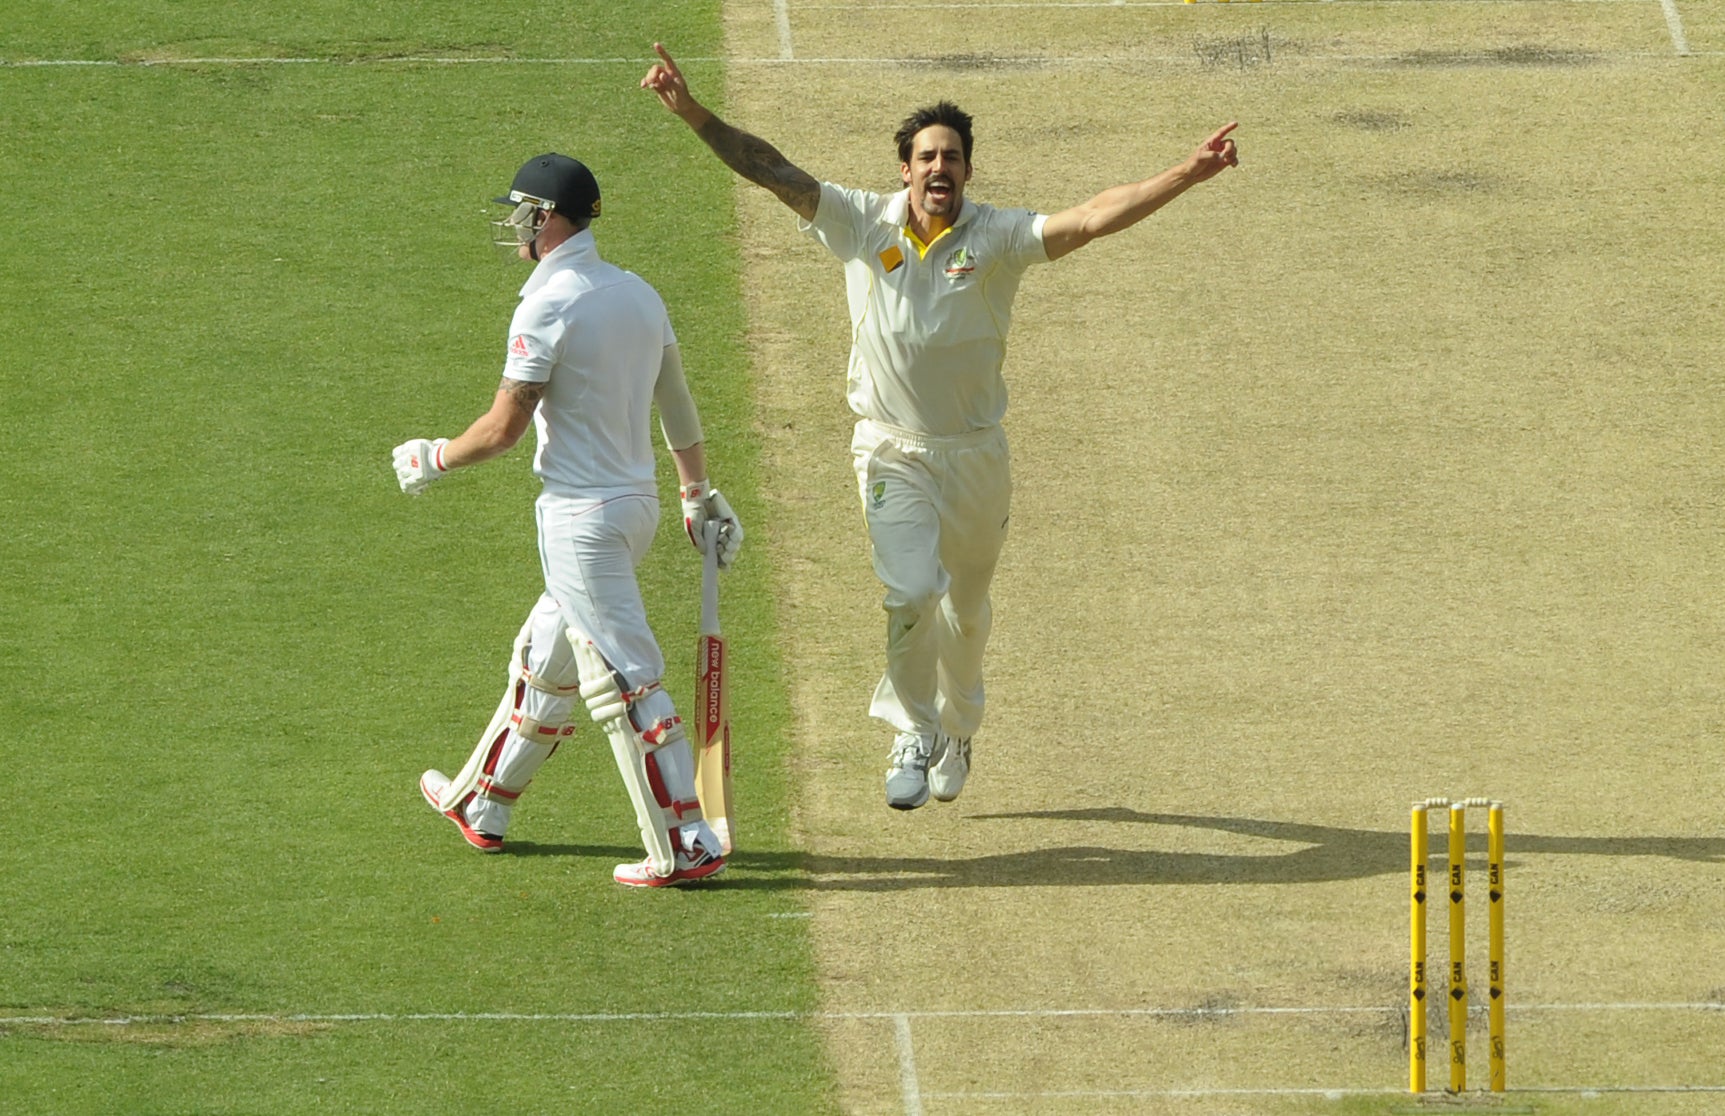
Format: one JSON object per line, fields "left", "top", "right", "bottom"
{"left": 1410, "top": 798, "right": 1504, "bottom": 1094}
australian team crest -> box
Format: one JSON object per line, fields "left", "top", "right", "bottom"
{"left": 871, "top": 481, "right": 887, "bottom": 509}
{"left": 943, "top": 246, "right": 976, "bottom": 279}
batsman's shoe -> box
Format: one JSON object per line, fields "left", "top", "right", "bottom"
{"left": 928, "top": 734, "right": 972, "bottom": 803}
{"left": 613, "top": 833, "right": 727, "bottom": 888}
{"left": 419, "top": 770, "right": 504, "bottom": 854}
{"left": 885, "top": 733, "right": 934, "bottom": 810}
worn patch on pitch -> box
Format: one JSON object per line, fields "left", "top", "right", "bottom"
{"left": 910, "top": 52, "right": 1045, "bottom": 72}
{"left": 1192, "top": 28, "right": 1274, "bottom": 70}
{"left": 1388, "top": 45, "right": 1599, "bottom": 68}
{"left": 1333, "top": 108, "right": 1411, "bottom": 132}
{"left": 1371, "top": 167, "right": 1499, "bottom": 196}
{"left": 5, "top": 1015, "right": 331, "bottom": 1046}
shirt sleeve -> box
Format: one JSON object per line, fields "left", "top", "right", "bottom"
{"left": 798, "top": 182, "right": 874, "bottom": 262}
{"left": 998, "top": 208, "right": 1052, "bottom": 272}
{"left": 502, "top": 293, "right": 565, "bottom": 383}
{"left": 654, "top": 342, "right": 704, "bottom": 451}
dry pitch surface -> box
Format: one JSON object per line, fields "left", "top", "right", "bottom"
{"left": 716, "top": 1, "right": 1723, "bottom": 1112}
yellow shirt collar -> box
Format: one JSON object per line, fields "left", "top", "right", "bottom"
{"left": 904, "top": 223, "right": 955, "bottom": 260}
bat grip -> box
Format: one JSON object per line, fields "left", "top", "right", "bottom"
{"left": 700, "top": 519, "right": 720, "bottom": 633}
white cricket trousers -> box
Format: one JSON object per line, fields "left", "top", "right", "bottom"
{"left": 465, "top": 489, "right": 689, "bottom": 840}
{"left": 850, "top": 419, "right": 1011, "bottom": 742}
{"left": 535, "top": 489, "right": 667, "bottom": 688}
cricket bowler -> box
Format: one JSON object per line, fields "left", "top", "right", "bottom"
{"left": 642, "top": 44, "right": 1238, "bottom": 810}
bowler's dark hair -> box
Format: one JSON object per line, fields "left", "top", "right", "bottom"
{"left": 894, "top": 101, "right": 974, "bottom": 164}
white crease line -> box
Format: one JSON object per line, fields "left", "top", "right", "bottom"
{"left": 775, "top": 0, "right": 796, "bottom": 60}
{"left": 7, "top": 1001, "right": 1722, "bottom": 1027}
{"left": 1659, "top": 0, "right": 1690, "bottom": 54}
{"left": 893, "top": 1014, "right": 925, "bottom": 1116}
{"left": 931, "top": 1087, "right": 1377, "bottom": 1098}
{"left": 0, "top": 1010, "right": 804, "bottom": 1026}
{"left": 720, "top": 49, "right": 1722, "bottom": 62}
{"left": 804, "top": 0, "right": 1652, "bottom": 5}
{"left": 3, "top": 49, "right": 1719, "bottom": 69}
{"left": 6, "top": 1007, "right": 1721, "bottom": 1100}
{"left": 929, "top": 1085, "right": 1725, "bottom": 1098}
{"left": 851, "top": 1002, "right": 1725, "bottom": 1018}
{"left": 762, "top": 0, "right": 1680, "bottom": 6}
{"left": 0, "top": 56, "right": 640, "bottom": 67}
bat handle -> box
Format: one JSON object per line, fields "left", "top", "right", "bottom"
{"left": 700, "top": 519, "right": 720, "bottom": 632}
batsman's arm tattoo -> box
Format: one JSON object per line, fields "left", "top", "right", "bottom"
{"left": 695, "top": 117, "right": 820, "bottom": 218}
{"left": 501, "top": 376, "right": 546, "bottom": 419}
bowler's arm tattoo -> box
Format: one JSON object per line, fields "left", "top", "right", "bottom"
{"left": 695, "top": 117, "right": 820, "bottom": 216}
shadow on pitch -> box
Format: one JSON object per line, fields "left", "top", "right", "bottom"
{"left": 504, "top": 842, "right": 646, "bottom": 860}
{"left": 709, "top": 808, "right": 1725, "bottom": 892}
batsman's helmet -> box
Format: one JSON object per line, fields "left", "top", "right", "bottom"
{"left": 494, "top": 153, "right": 601, "bottom": 221}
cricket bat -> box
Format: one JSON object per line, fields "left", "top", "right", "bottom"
{"left": 694, "top": 521, "right": 733, "bottom": 853}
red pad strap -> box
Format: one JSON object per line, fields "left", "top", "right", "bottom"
{"left": 642, "top": 752, "right": 673, "bottom": 809}
{"left": 477, "top": 777, "right": 521, "bottom": 802}
{"left": 511, "top": 712, "right": 577, "bottom": 742}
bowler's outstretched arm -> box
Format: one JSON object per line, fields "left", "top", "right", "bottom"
{"left": 641, "top": 43, "right": 820, "bottom": 220}
{"left": 1041, "top": 122, "right": 1240, "bottom": 262}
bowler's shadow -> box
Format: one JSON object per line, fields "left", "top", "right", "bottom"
{"left": 713, "top": 808, "right": 1725, "bottom": 892}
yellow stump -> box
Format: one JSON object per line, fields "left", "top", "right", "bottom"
{"left": 1488, "top": 803, "right": 1506, "bottom": 1092}
{"left": 1448, "top": 803, "right": 1468, "bottom": 1092}
{"left": 1409, "top": 803, "right": 1429, "bottom": 1093}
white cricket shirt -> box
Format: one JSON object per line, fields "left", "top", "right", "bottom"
{"left": 502, "top": 230, "right": 676, "bottom": 498}
{"left": 801, "top": 183, "right": 1049, "bottom": 436}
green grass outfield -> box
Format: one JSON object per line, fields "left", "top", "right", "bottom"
{"left": 0, "top": 4, "right": 837, "bottom": 1112}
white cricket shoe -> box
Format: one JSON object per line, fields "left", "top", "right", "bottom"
{"left": 613, "top": 825, "right": 727, "bottom": 888}
{"left": 885, "top": 733, "right": 934, "bottom": 810}
{"left": 419, "top": 770, "right": 504, "bottom": 853}
{"left": 928, "top": 734, "right": 972, "bottom": 803}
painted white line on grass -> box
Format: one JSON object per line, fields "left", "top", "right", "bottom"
{"left": 0, "top": 1010, "right": 803, "bottom": 1026}
{"left": 934, "top": 1087, "right": 1378, "bottom": 1099}
{"left": 1522, "top": 1086, "right": 1725, "bottom": 1094}
{"left": 928, "top": 1085, "right": 1725, "bottom": 1099}
{"left": 1659, "top": 0, "right": 1691, "bottom": 54}
{"left": 726, "top": 50, "right": 1725, "bottom": 62}
{"left": 4, "top": 47, "right": 1722, "bottom": 69}
{"left": 775, "top": 0, "right": 797, "bottom": 60}
{"left": 0, "top": 56, "right": 641, "bottom": 68}
{"left": 857, "top": 1001, "right": 1725, "bottom": 1019}
{"left": 6, "top": 1000, "right": 1722, "bottom": 1028}
{"left": 1506, "top": 1001, "right": 1725, "bottom": 1013}
{"left": 893, "top": 1014, "right": 926, "bottom": 1116}
{"left": 8, "top": 1001, "right": 1723, "bottom": 1105}
{"left": 798, "top": 0, "right": 1648, "bottom": 6}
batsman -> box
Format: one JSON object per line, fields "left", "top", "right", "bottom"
{"left": 392, "top": 152, "right": 741, "bottom": 887}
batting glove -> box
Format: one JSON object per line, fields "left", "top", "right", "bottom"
{"left": 680, "top": 480, "right": 744, "bottom": 569}
{"left": 393, "top": 438, "right": 449, "bottom": 495}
